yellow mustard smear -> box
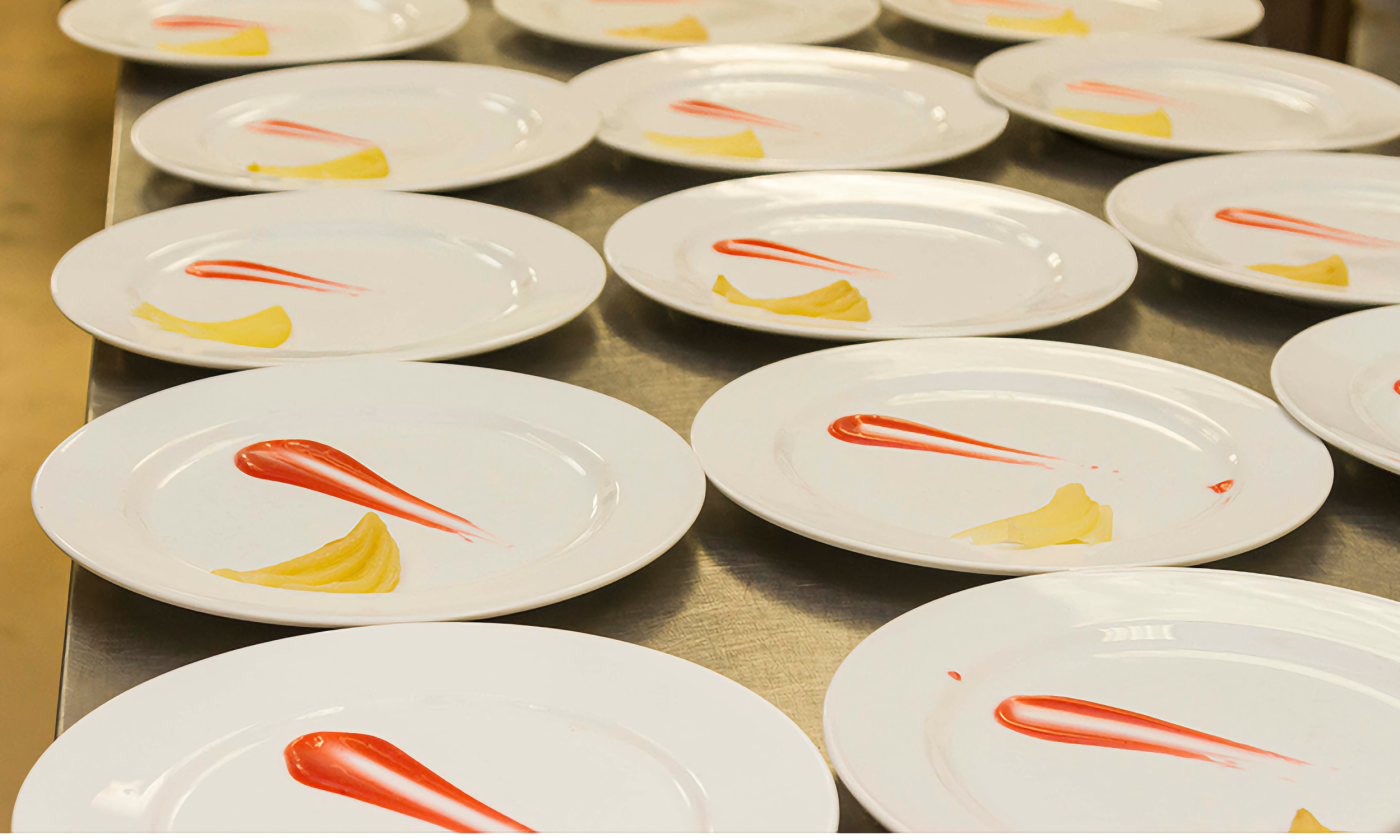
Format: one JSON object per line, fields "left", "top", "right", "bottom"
{"left": 987, "top": 10, "right": 1091, "bottom": 35}
{"left": 713, "top": 275, "right": 871, "bottom": 322}
{"left": 607, "top": 14, "right": 709, "bottom": 42}
{"left": 954, "top": 483, "right": 1113, "bottom": 549}
{"left": 159, "top": 26, "right": 270, "bottom": 56}
{"left": 212, "top": 513, "right": 401, "bottom": 593}
{"left": 132, "top": 301, "right": 291, "bottom": 348}
{"left": 1053, "top": 107, "right": 1172, "bottom": 138}
{"left": 1249, "top": 254, "right": 1349, "bottom": 286}
{"left": 646, "top": 129, "right": 765, "bottom": 159}
{"left": 248, "top": 146, "right": 390, "bottom": 180}
{"left": 1290, "top": 809, "right": 1339, "bottom": 833}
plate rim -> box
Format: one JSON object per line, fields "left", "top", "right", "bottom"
{"left": 603, "top": 170, "right": 1137, "bottom": 341}
{"left": 569, "top": 43, "right": 1009, "bottom": 173}
{"left": 1105, "top": 151, "right": 1400, "bottom": 306}
{"left": 50, "top": 189, "right": 607, "bottom": 369}
{"left": 974, "top": 36, "right": 1400, "bottom": 155}
{"left": 30, "top": 361, "right": 707, "bottom": 627}
{"left": 1271, "top": 305, "right": 1400, "bottom": 476}
{"left": 822, "top": 565, "right": 1400, "bottom": 832}
{"left": 128, "top": 60, "right": 602, "bottom": 193}
{"left": 690, "top": 336, "right": 1334, "bottom": 576}
{"left": 57, "top": 0, "right": 470, "bottom": 68}
{"left": 880, "top": 0, "right": 1265, "bottom": 43}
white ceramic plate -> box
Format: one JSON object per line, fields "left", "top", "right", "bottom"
{"left": 131, "top": 62, "right": 600, "bottom": 193}
{"left": 1108, "top": 152, "right": 1400, "bottom": 306}
{"left": 825, "top": 567, "right": 1400, "bottom": 831}
{"left": 59, "top": 0, "right": 468, "bottom": 68}
{"left": 494, "top": 0, "right": 879, "bottom": 52}
{"left": 570, "top": 45, "right": 1009, "bottom": 173}
{"left": 52, "top": 191, "right": 605, "bottom": 369}
{"left": 1272, "top": 306, "right": 1400, "bottom": 476}
{"left": 884, "top": 0, "right": 1262, "bottom": 43}
{"left": 976, "top": 37, "right": 1400, "bottom": 156}
{"left": 32, "top": 362, "right": 706, "bottom": 626}
{"left": 691, "top": 338, "right": 1332, "bottom": 575}
{"left": 14, "top": 622, "right": 837, "bottom": 831}
{"left": 605, "top": 172, "right": 1136, "bottom": 340}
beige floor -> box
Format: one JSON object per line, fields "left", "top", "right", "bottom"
{"left": 0, "top": 2, "right": 117, "bottom": 829}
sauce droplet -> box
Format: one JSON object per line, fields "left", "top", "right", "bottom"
{"left": 1210, "top": 480, "right": 1234, "bottom": 494}
{"left": 948, "top": 671, "right": 963, "bottom": 681}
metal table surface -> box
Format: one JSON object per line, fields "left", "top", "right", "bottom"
{"left": 58, "top": 8, "right": 1400, "bottom": 831}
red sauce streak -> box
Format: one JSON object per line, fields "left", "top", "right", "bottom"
{"left": 245, "top": 119, "right": 375, "bottom": 148}
{"left": 996, "top": 696, "right": 1306, "bottom": 769}
{"left": 235, "top": 440, "right": 494, "bottom": 543}
{"left": 286, "top": 733, "right": 532, "bottom": 833}
{"left": 713, "top": 239, "right": 881, "bottom": 275}
{"left": 669, "top": 100, "right": 798, "bottom": 131}
{"left": 1394, "top": 380, "right": 1399, "bottom": 396}
{"left": 949, "top": 671, "right": 963, "bottom": 681}
{"left": 1210, "top": 480, "right": 1234, "bottom": 494}
{"left": 830, "top": 415, "right": 1057, "bottom": 468}
{"left": 151, "top": 14, "right": 265, "bottom": 28}
{"left": 1215, "top": 208, "right": 1398, "bottom": 249}
{"left": 1066, "top": 81, "right": 1184, "bottom": 106}
{"left": 185, "top": 260, "right": 370, "bottom": 295}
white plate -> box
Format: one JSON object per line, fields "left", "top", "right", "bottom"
{"left": 59, "top": 0, "right": 468, "bottom": 68}
{"left": 494, "top": 0, "right": 879, "bottom": 52}
{"left": 884, "top": 0, "right": 1263, "bottom": 43}
{"left": 690, "top": 338, "right": 1332, "bottom": 575}
{"left": 32, "top": 362, "right": 705, "bottom": 626}
{"left": 1108, "top": 152, "right": 1400, "bottom": 306}
{"left": 52, "top": 191, "right": 605, "bottom": 369}
{"left": 825, "top": 567, "right": 1400, "bottom": 831}
{"left": 570, "top": 45, "right": 1009, "bottom": 173}
{"left": 1272, "top": 306, "right": 1400, "bottom": 476}
{"left": 605, "top": 172, "right": 1136, "bottom": 340}
{"left": 976, "top": 37, "right": 1400, "bottom": 156}
{"left": 131, "top": 62, "right": 600, "bottom": 193}
{"left": 14, "top": 622, "right": 837, "bottom": 831}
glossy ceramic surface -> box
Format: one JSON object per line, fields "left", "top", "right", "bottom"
{"left": 1108, "top": 152, "right": 1400, "bottom": 306}
{"left": 60, "top": 0, "right": 469, "bottom": 68}
{"left": 1272, "top": 306, "right": 1400, "bottom": 476}
{"left": 494, "top": 0, "right": 879, "bottom": 52}
{"left": 52, "top": 191, "right": 606, "bottom": 369}
{"left": 605, "top": 171, "right": 1136, "bottom": 340}
{"left": 32, "top": 362, "right": 706, "bottom": 626}
{"left": 570, "top": 45, "right": 1008, "bottom": 173}
{"left": 130, "top": 62, "right": 600, "bottom": 192}
{"left": 976, "top": 37, "right": 1400, "bottom": 156}
{"left": 691, "top": 338, "right": 1332, "bottom": 575}
{"left": 883, "top": 0, "right": 1263, "bottom": 43}
{"left": 825, "top": 567, "right": 1400, "bottom": 831}
{"left": 15, "top": 623, "right": 837, "bottom": 831}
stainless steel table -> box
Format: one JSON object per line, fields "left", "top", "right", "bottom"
{"left": 58, "top": 8, "right": 1400, "bottom": 830}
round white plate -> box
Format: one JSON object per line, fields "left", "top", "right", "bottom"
{"left": 884, "top": 0, "right": 1263, "bottom": 43}
{"left": 605, "top": 172, "right": 1136, "bottom": 340}
{"left": 494, "top": 0, "right": 879, "bottom": 52}
{"left": 976, "top": 37, "right": 1400, "bottom": 156}
{"left": 1108, "top": 152, "right": 1400, "bottom": 306}
{"left": 570, "top": 45, "right": 1008, "bottom": 174}
{"left": 59, "top": 0, "right": 468, "bottom": 69}
{"left": 131, "top": 62, "right": 601, "bottom": 193}
{"left": 691, "top": 338, "right": 1332, "bottom": 575}
{"left": 52, "top": 191, "right": 605, "bottom": 369}
{"left": 14, "top": 622, "right": 837, "bottom": 831}
{"left": 32, "top": 362, "right": 705, "bottom": 626}
{"left": 825, "top": 567, "right": 1400, "bottom": 831}
{"left": 1272, "top": 306, "right": 1400, "bottom": 476}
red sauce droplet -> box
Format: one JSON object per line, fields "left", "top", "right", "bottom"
{"left": 185, "top": 260, "right": 369, "bottom": 295}
{"left": 1394, "top": 380, "right": 1400, "bottom": 396}
{"left": 1215, "top": 208, "right": 1397, "bottom": 249}
{"left": 669, "top": 101, "right": 798, "bottom": 130}
{"left": 713, "top": 239, "right": 881, "bottom": 275}
{"left": 1210, "top": 480, "right": 1234, "bottom": 494}
{"left": 285, "top": 732, "right": 532, "bottom": 832}
{"left": 995, "top": 696, "right": 1305, "bottom": 769}
{"left": 829, "top": 415, "right": 1058, "bottom": 468}
{"left": 948, "top": 671, "right": 962, "bottom": 681}
{"left": 235, "top": 440, "right": 494, "bottom": 542}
